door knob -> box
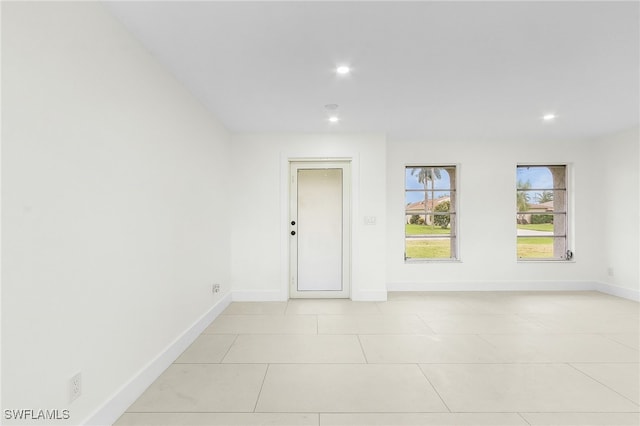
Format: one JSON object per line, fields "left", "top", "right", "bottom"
{"left": 291, "top": 231, "right": 296, "bottom": 236}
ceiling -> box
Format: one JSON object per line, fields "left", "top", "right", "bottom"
{"left": 105, "top": 1, "right": 639, "bottom": 142}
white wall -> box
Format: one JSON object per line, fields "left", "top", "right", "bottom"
{"left": 597, "top": 127, "right": 639, "bottom": 297}
{"left": 2, "top": 2, "right": 231, "bottom": 424}
{"left": 386, "top": 137, "right": 607, "bottom": 290}
{"left": 230, "top": 133, "right": 387, "bottom": 301}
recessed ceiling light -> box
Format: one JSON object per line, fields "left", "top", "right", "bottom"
{"left": 328, "top": 116, "right": 340, "bottom": 123}
{"left": 336, "top": 66, "right": 351, "bottom": 75}
{"left": 542, "top": 113, "right": 557, "bottom": 122}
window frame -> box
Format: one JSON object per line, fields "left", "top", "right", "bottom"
{"left": 516, "top": 163, "right": 573, "bottom": 262}
{"left": 404, "top": 164, "right": 460, "bottom": 263}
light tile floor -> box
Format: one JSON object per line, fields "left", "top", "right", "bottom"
{"left": 115, "top": 291, "right": 640, "bottom": 426}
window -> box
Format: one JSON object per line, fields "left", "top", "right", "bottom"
{"left": 516, "top": 165, "right": 571, "bottom": 260}
{"left": 405, "top": 166, "right": 457, "bottom": 261}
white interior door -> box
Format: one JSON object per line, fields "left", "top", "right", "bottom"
{"left": 290, "top": 161, "right": 350, "bottom": 298}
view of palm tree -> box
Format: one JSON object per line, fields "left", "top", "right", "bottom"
{"left": 410, "top": 167, "right": 441, "bottom": 226}
{"left": 516, "top": 179, "right": 532, "bottom": 224}
{"left": 516, "top": 166, "right": 566, "bottom": 259}
{"left": 405, "top": 167, "right": 454, "bottom": 259}
{"left": 536, "top": 191, "right": 554, "bottom": 203}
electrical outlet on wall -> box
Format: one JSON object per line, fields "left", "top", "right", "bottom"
{"left": 607, "top": 267, "right": 614, "bottom": 277}
{"left": 212, "top": 283, "right": 220, "bottom": 293}
{"left": 69, "top": 372, "right": 82, "bottom": 403}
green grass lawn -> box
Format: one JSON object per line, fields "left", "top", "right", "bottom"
{"left": 406, "top": 239, "right": 451, "bottom": 258}
{"left": 517, "top": 236, "right": 553, "bottom": 258}
{"left": 517, "top": 223, "right": 553, "bottom": 232}
{"left": 405, "top": 224, "right": 451, "bottom": 235}
{"left": 405, "top": 225, "right": 554, "bottom": 259}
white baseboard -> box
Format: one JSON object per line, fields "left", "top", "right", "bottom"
{"left": 352, "top": 290, "right": 388, "bottom": 301}
{"left": 595, "top": 282, "right": 640, "bottom": 301}
{"left": 83, "top": 293, "right": 232, "bottom": 426}
{"left": 387, "top": 280, "right": 640, "bottom": 301}
{"left": 232, "top": 290, "right": 287, "bottom": 301}
{"left": 387, "top": 280, "right": 598, "bottom": 292}
{"left": 232, "top": 289, "right": 387, "bottom": 302}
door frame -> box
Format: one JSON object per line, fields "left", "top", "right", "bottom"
{"left": 288, "top": 159, "right": 352, "bottom": 299}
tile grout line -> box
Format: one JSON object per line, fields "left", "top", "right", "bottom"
{"left": 356, "top": 335, "right": 369, "bottom": 364}
{"left": 474, "top": 333, "right": 498, "bottom": 348}
{"left": 122, "top": 411, "right": 327, "bottom": 414}
{"left": 597, "top": 333, "right": 640, "bottom": 351}
{"left": 219, "top": 334, "right": 240, "bottom": 363}
{"left": 566, "top": 362, "right": 640, "bottom": 406}
{"left": 417, "top": 363, "right": 452, "bottom": 413}
{"left": 415, "top": 313, "right": 438, "bottom": 335}
{"left": 252, "top": 364, "right": 270, "bottom": 413}
{"left": 517, "top": 412, "right": 533, "bottom": 425}
{"left": 171, "top": 361, "right": 637, "bottom": 365}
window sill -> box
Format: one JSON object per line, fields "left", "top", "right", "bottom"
{"left": 517, "top": 259, "right": 576, "bottom": 264}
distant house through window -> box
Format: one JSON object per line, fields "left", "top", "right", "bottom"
{"left": 516, "top": 165, "right": 571, "bottom": 260}
{"left": 405, "top": 166, "right": 457, "bottom": 261}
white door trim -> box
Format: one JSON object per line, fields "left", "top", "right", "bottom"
{"left": 289, "top": 160, "right": 351, "bottom": 298}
